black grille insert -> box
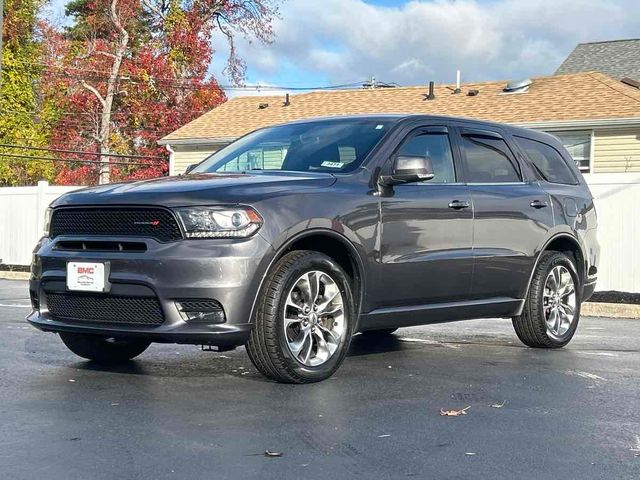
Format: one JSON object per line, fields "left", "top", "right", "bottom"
{"left": 51, "top": 208, "right": 182, "bottom": 242}
{"left": 46, "top": 293, "right": 164, "bottom": 326}
{"left": 55, "top": 240, "right": 147, "bottom": 252}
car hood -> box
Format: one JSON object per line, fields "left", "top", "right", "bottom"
{"left": 52, "top": 172, "right": 338, "bottom": 208}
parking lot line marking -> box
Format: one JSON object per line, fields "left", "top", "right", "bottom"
{"left": 630, "top": 435, "right": 640, "bottom": 456}
{"left": 399, "top": 337, "right": 461, "bottom": 349}
{"left": 564, "top": 370, "right": 607, "bottom": 381}
{"left": 577, "top": 351, "right": 618, "bottom": 357}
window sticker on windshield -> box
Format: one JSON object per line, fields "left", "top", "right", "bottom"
{"left": 321, "top": 161, "right": 344, "bottom": 168}
{"left": 376, "top": 124, "right": 384, "bottom": 129}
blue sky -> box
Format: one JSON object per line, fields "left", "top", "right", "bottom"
{"left": 47, "top": 0, "right": 640, "bottom": 95}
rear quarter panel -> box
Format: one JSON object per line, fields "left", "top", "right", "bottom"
{"left": 509, "top": 127, "right": 599, "bottom": 287}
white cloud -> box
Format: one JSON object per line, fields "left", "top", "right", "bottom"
{"left": 223, "top": 0, "right": 640, "bottom": 86}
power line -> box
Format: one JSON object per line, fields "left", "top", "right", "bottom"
{"left": 10, "top": 58, "right": 223, "bottom": 86}
{"left": 0, "top": 152, "right": 167, "bottom": 167}
{"left": 0, "top": 107, "right": 213, "bottom": 122}
{"left": 7, "top": 59, "right": 370, "bottom": 91}
{"left": 0, "top": 112, "right": 180, "bottom": 134}
{"left": 0, "top": 143, "right": 167, "bottom": 160}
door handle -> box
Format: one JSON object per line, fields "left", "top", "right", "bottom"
{"left": 530, "top": 200, "right": 548, "bottom": 209}
{"left": 448, "top": 200, "right": 470, "bottom": 210}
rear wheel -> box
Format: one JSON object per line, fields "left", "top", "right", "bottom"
{"left": 59, "top": 332, "right": 150, "bottom": 363}
{"left": 246, "top": 250, "right": 355, "bottom": 383}
{"left": 512, "top": 251, "right": 581, "bottom": 348}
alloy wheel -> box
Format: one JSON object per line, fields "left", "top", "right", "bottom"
{"left": 543, "top": 265, "right": 577, "bottom": 338}
{"left": 283, "top": 270, "right": 346, "bottom": 367}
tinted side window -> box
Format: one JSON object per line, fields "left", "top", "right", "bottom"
{"left": 397, "top": 132, "right": 456, "bottom": 183}
{"left": 460, "top": 135, "right": 520, "bottom": 183}
{"left": 515, "top": 136, "right": 577, "bottom": 184}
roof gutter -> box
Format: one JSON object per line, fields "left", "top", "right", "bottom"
{"left": 514, "top": 116, "right": 640, "bottom": 131}
{"left": 157, "top": 136, "right": 237, "bottom": 146}
{"left": 157, "top": 117, "right": 640, "bottom": 146}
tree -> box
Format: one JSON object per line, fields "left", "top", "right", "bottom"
{"left": 0, "top": 0, "right": 59, "bottom": 186}
{"left": 48, "top": 0, "right": 280, "bottom": 185}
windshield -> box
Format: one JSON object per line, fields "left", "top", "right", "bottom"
{"left": 191, "top": 119, "right": 393, "bottom": 174}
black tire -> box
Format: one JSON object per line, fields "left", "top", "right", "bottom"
{"left": 360, "top": 328, "right": 398, "bottom": 337}
{"left": 246, "top": 250, "right": 356, "bottom": 384}
{"left": 512, "top": 251, "right": 581, "bottom": 348}
{"left": 59, "top": 332, "right": 150, "bottom": 363}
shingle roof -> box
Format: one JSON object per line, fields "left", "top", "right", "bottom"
{"left": 160, "top": 72, "right": 640, "bottom": 143}
{"left": 555, "top": 39, "right": 640, "bottom": 80}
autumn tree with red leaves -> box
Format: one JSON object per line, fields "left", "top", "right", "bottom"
{"left": 45, "top": 0, "right": 279, "bottom": 185}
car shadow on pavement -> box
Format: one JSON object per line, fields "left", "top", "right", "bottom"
{"left": 347, "top": 334, "right": 407, "bottom": 357}
{"left": 73, "top": 360, "right": 149, "bottom": 375}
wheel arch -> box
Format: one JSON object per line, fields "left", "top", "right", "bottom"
{"left": 543, "top": 234, "right": 585, "bottom": 284}
{"left": 249, "top": 228, "right": 366, "bottom": 326}
{"left": 522, "top": 233, "right": 586, "bottom": 305}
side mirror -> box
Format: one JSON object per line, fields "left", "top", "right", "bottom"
{"left": 379, "top": 155, "right": 434, "bottom": 186}
{"left": 184, "top": 163, "right": 198, "bottom": 174}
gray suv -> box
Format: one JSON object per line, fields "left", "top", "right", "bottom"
{"left": 27, "top": 115, "right": 599, "bottom": 383}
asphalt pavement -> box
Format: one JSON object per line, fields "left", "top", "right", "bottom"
{"left": 0, "top": 279, "right": 638, "bottom": 480}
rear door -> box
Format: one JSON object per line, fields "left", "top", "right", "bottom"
{"left": 376, "top": 125, "right": 474, "bottom": 308}
{"left": 454, "top": 126, "right": 554, "bottom": 301}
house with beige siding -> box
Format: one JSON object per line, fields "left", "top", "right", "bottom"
{"left": 158, "top": 71, "right": 640, "bottom": 176}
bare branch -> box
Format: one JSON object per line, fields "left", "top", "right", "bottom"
{"left": 110, "top": 0, "right": 129, "bottom": 39}
{"left": 80, "top": 81, "right": 106, "bottom": 108}
{"left": 94, "top": 50, "right": 117, "bottom": 59}
{"left": 216, "top": 16, "right": 246, "bottom": 85}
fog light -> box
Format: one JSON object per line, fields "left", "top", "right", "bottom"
{"left": 176, "top": 300, "right": 226, "bottom": 324}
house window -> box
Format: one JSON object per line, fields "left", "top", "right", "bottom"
{"left": 218, "top": 145, "right": 287, "bottom": 171}
{"left": 552, "top": 131, "right": 592, "bottom": 173}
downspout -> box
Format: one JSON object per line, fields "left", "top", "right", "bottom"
{"left": 165, "top": 144, "right": 175, "bottom": 176}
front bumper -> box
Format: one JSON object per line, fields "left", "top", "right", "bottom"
{"left": 28, "top": 233, "right": 274, "bottom": 347}
{"left": 27, "top": 310, "right": 252, "bottom": 347}
{"left": 582, "top": 278, "right": 597, "bottom": 302}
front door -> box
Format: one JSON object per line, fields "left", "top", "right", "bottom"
{"left": 376, "top": 126, "right": 474, "bottom": 309}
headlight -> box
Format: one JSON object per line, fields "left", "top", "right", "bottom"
{"left": 43, "top": 207, "right": 53, "bottom": 237}
{"left": 175, "top": 206, "right": 263, "bottom": 239}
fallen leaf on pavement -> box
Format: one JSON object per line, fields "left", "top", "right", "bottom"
{"left": 440, "top": 406, "right": 471, "bottom": 417}
{"left": 264, "top": 450, "right": 283, "bottom": 457}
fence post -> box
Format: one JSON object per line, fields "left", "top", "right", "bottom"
{"left": 35, "top": 180, "right": 48, "bottom": 236}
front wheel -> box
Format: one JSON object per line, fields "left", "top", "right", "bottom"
{"left": 512, "top": 251, "right": 581, "bottom": 348}
{"left": 246, "top": 250, "right": 355, "bottom": 383}
{"left": 59, "top": 332, "right": 151, "bottom": 363}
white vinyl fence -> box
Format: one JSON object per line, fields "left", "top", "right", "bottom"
{"left": 0, "top": 181, "right": 79, "bottom": 265}
{"left": 0, "top": 176, "right": 638, "bottom": 293}
{"left": 583, "top": 173, "right": 640, "bottom": 293}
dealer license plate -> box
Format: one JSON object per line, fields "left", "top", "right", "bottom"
{"left": 66, "top": 262, "right": 106, "bottom": 292}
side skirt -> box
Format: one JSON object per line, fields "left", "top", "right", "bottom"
{"left": 357, "top": 297, "right": 525, "bottom": 332}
